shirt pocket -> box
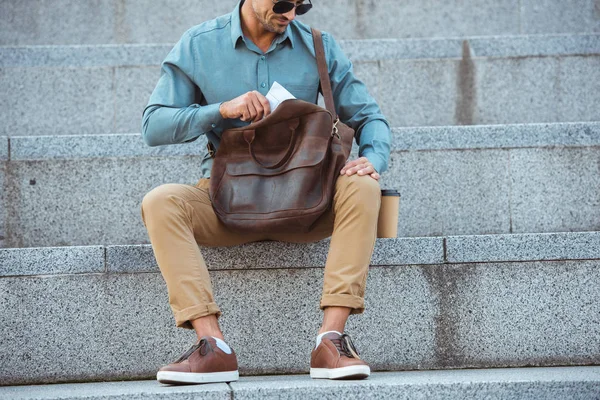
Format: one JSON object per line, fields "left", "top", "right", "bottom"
{"left": 281, "top": 83, "right": 319, "bottom": 103}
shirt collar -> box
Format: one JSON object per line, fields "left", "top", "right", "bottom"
{"left": 230, "top": 0, "right": 295, "bottom": 50}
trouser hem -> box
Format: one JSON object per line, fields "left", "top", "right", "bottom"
{"left": 320, "top": 294, "right": 365, "bottom": 315}
{"left": 174, "top": 303, "right": 222, "bottom": 330}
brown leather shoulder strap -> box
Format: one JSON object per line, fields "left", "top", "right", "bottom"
{"left": 311, "top": 28, "right": 336, "bottom": 116}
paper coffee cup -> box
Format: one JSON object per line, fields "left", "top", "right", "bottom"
{"left": 377, "top": 189, "right": 400, "bottom": 238}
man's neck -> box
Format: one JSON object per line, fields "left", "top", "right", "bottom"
{"left": 240, "top": 0, "right": 279, "bottom": 53}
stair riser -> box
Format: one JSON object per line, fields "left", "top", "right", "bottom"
{"left": 1, "top": 52, "right": 599, "bottom": 136}
{"left": 4, "top": 0, "right": 600, "bottom": 46}
{"left": 2, "top": 145, "right": 599, "bottom": 247}
{"left": 1, "top": 259, "right": 599, "bottom": 385}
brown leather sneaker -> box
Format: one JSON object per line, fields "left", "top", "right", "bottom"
{"left": 310, "top": 332, "right": 370, "bottom": 379}
{"left": 157, "top": 337, "right": 239, "bottom": 384}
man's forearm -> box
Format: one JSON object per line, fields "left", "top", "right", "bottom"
{"left": 357, "top": 119, "right": 391, "bottom": 174}
{"left": 141, "top": 103, "right": 223, "bottom": 147}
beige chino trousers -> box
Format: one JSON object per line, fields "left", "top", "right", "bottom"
{"left": 141, "top": 174, "right": 381, "bottom": 330}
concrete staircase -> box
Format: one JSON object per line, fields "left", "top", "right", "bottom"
{"left": 1, "top": 0, "right": 600, "bottom": 397}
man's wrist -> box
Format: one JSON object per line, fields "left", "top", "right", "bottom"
{"left": 219, "top": 101, "right": 227, "bottom": 119}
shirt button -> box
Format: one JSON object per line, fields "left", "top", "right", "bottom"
{"left": 261, "top": 82, "right": 266, "bottom": 88}
{"left": 260, "top": 56, "right": 265, "bottom": 61}
{"left": 211, "top": 123, "right": 216, "bottom": 128}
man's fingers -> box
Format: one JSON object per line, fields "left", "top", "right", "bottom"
{"left": 370, "top": 172, "right": 380, "bottom": 181}
{"left": 357, "top": 165, "right": 374, "bottom": 176}
{"left": 246, "top": 100, "right": 258, "bottom": 121}
{"left": 250, "top": 94, "right": 266, "bottom": 122}
{"left": 340, "top": 159, "right": 362, "bottom": 174}
{"left": 256, "top": 93, "right": 271, "bottom": 117}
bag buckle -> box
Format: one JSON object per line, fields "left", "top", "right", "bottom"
{"left": 331, "top": 117, "right": 340, "bottom": 140}
{"left": 206, "top": 142, "right": 216, "bottom": 158}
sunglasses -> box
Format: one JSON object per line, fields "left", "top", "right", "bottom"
{"left": 272, "top": 0, "right": 312, "bottom": 15}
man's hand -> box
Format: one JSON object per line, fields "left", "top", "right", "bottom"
{"left": 340, "top": 156, "right": 380, "bottom": 181}
{"left": 219, "top": 91, "right": 271, "bottom": 123}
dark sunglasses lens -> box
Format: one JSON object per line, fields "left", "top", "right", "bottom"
{"left": 273, "top": 1, "right": 295, "bottom": 14}
{"left": 295, "top": 3, "right": 312, "bottom": 15}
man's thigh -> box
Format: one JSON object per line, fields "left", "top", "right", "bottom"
{"left": 151, "top": 178, "right": 265, "bottom": 247}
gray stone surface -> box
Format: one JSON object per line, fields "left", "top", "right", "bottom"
{"left": 352, "top": 62, "right": 379, "bottom": 101}
{"left": 0, "top": 0, "right": 557, "bottom": 46}
{"left": 557, "top": 56, "right": 600, "bottom": 123}
{"left": 468, "top": 33, "right": 600, "bottom": 58}
{"left": 106, "top": 237, "right": 444, "bottom": 274}
{"left": 9, "top": 121, "right": 600, "bottom": 161}
{"left": 0, "top": 273, "right": 191, "bottom": 386}
{"left": 378, "top": 58, "right": 460, "bottom": 127}
{"left": 3, "top": 260, "right": 600, "bottom": 385}
{"left": 9, "top": 133, "right": 206, "bottom": 160}
{"left": 447, "top": 232, "right": 600, "bottom": 263}
{"left": 0, "top": 67, "right": 114, "bottom": 136}
{"left": 0, "top": 266, "right": 438, "bottom": 384}
{"left": 3, "top": 368, "right": 600, "bottom": 399}
{"left": 2, "top": 37, "right": 600, "bottom": 136}
{"left": 0, "top": 45, "right": 172, "bottom": 68}
{"left": 0, "top": 380, "right": 229, "bottom": 400}
{"left": 0, "top": 0, "right": 117, "bottom": 46}
{"left": 5, "top": 130, "right": 600, "bottom": 246}
{"left": 0, "top": 161, "right": 6, "bottom": 248}
{"left": 114, "top": 66, "right": 160, "bottom": 134}
{"left": 2, "top": 35, "right": 599, "bottom": 68}
{"left": 475, "top": 57, "right": 581, "bottom": 126}
{"left": 3, "top": 1, "right": 597, "bottom": 47}
{"left": 0, "top": 246, "right": 104, "bottom": 277}
{"left": 349, "top": 0, "right": 520, "bottom": 40}
{"left": 0, "top": 137, "right": 7, "bottom": 160}
{"left": 380, "top": 149, "right": 512, "bottom": 238}
{"left": 444, "top": 260, "right": 600, "bottom": 368}
{"left": 510, "top": 147, "right": 600, "bottom": 234}
{"left": 521, "top": 0, "right": 600, "bottom": 35}
{"left": 391, "top": 122, "right": 600, "bottom": 151}
{"left": 3, "top": 156, "right": 202, "bottom": 248}
{"left": 230, "top": 368, "right": 600, "bottom": 400}
{"left": 378, "top": 52, "right": 600, "bottom": 127}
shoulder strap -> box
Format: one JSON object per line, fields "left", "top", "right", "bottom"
{"left": 311, "top": 28, "right": 336, "bottom": 116}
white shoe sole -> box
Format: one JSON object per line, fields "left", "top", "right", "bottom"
{"left": 157, "top": 370, "right": 239, "bottom": 384}
{"left": 310, "top": 365, "right": 371, "bottom": 380}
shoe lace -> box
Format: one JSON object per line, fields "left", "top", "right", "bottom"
{"left": 174, "top": 338, "right": 210, "bottom": 363}
{"left": 331, "top": 334, "right": 362, "bottom": 360}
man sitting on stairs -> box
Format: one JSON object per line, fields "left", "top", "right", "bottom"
{"left": 140, "top": 0, "right": 391, "bottom": 384}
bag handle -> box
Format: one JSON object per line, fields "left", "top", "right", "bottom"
{"left": 311, "top": 28, "right": 336, "bottom": 117}
{"left": 244, "top": 118, "right": 300, "bottom": 169}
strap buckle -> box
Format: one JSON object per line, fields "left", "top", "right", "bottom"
{"left": 331, "top": 117, "right": 340, "bottom": 140}
{"left": 206, "top": 142, "right": 216, "bottom": 158}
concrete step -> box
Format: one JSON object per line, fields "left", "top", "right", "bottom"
{"left": 3, "top": 0, "right": 600, "bottom": 45}
{"left": 1, "top": 34, "right": 599, "bottom": 136}
{"left": 1, "top": 121, "right": 600, "bottom": 248}
{"left": 2, "top": 367, "right": 600, "bottom": 399}
{"left": 1, "top": 232, "right": 599, "bottom": 385}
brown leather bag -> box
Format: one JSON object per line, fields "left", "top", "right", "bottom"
{"left": 209, "top": 29, "right": 354, "bottom": 233}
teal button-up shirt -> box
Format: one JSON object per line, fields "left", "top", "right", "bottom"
{"left": 142, "top": 1, "right": 391, "bottom": 178}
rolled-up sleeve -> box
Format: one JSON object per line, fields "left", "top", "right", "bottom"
{"left": 323, "top": 32, "right": 391, "bottom": 174}
{"left": 141, "top": 30, "right": 224, "bottom": 147}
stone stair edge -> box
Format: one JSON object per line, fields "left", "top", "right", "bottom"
{"left": 1, "top": 33, "right": 599, "bottom": 67}
{"left": 1, "top": 231, "right": 599, "bottom": 278}
{"left": 3, "top": 121, "right": 600, "bottom": 161}
{"left": 1, "top": 367, "right": 600, "bottom": 399}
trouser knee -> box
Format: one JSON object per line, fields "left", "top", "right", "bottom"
{"left": 141, "top": 184, "right": 186, "bottom": 226}
{"left": 336, "top": 174, "right": 381, "bottom": 217}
